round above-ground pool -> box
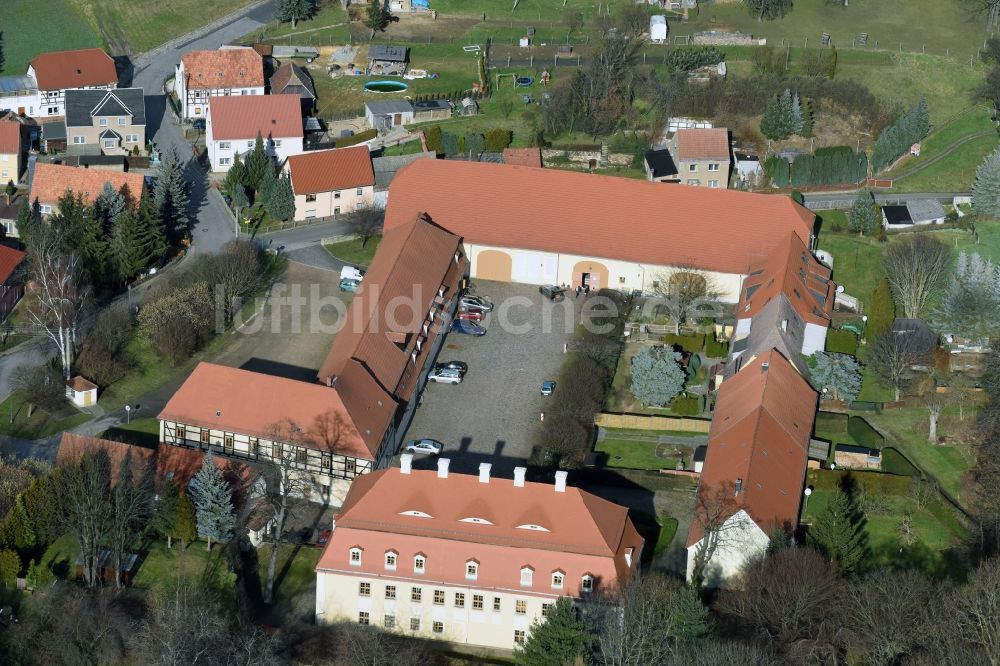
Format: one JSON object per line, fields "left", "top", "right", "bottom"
{"left": 364, "top": 80, "right": 409, "bottom": 93}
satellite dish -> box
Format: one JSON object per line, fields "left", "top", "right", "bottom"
{"left": 836, "top": 285, "right": 845, "bottom": 293}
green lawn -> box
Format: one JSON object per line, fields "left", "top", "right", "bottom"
{"left": 5, "top": 0, "right": 102, "bottom": 74}
{"left": 595, "top": 430, "right": 700, "bottom": 470}
{"left": 261, "top": 543, "right": 322, "bottom": 616}
{"left": 431, "top": 0, "right": 612, "bottom": 21}
{"left": 814, "top": 229, "right": 884, "bottom": 306}
{"left": 102, "top": 417, "right": 161, "bottom": 447}
{"left": 801, "top": 468, "right": 966, "bottom": 576}
{"left": 324, "top": 235, "right": 382, "bottom": 266}
{"left": 246, "top": 3, "right": 351, "bottom": 45}
{"left": 0, "top": 393, "right": 91, "bottom": 439}
{"left": 653, "top": 516, "right": 679, "bottom": 558}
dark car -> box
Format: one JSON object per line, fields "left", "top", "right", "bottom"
{"left": 540, "top": 285, "right": 566, "bottom": 301}
{"left": 451, "top": 320, "right": 486, "bottom": 336}
{"left": 435, "top": 360, "right": 468, "bottom": 374}
{"left": 191, "top": 118, "right": 206, "bottom": 130}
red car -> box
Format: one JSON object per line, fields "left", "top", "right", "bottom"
{"left": 456, "top": 310, "right": 485, "bottom": 322}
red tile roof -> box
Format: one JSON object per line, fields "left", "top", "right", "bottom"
{"left": 318, "top": 213, "right": 465, "bottom": 405}
{"left": 737, "top": 233, "right": 834, "bottom": 326}
{"left": 0, "top": 245, "right": 25, "bottom": 285}
{"left": 56, "top": 433, "right": 155, "bottom": 484}
{"left": 180, "top": 49, "right": 265, "bottom": 90}
{"left": 155, "top": 445, "right": 254, "bottom": 501}
{"left": 29, "top": 48, "right": 117, "bottom": 91}
{"left": 30, "top": 163, "right": 145, "bottom": 207}
{"left": 675, "top": 128, "right": 730, "bottom": 161}
{"left": 317, "top": 467, "right": 643, "bottom": 596}
{"left": 67, "top": 375, "right": 98, "bottom": 392}
{"left": 502, "top": 147, "right": 542, "bottom": 168}
{"left": 385, "top": 161, "right": 815, "bottom": 275}
{"left": 287, "top": 146, "right": 375, "bottom": 195}
{"left": 687, "top": 351, "right": 817, "bottom": 547}
{"left": 0, "top": 120, "right": 21, "bottom": 155}
{"left": 208, "top": 94, "right": 303, "bottom": 141}
{"left": 159, "top": 362, "right": 376, "bottom": 459}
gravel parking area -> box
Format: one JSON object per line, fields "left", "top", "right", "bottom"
{"left": 404, "top": 281, "right": 583, "bottom": 478}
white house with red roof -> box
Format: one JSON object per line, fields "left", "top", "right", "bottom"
{"left": 27, "top": 48, "right": 118, "bottom": 118}
{"left": 174, "top": 48, "right": 265, "bottom": 119}
{"left": 315, "top": 459, "right": 643, "bottom": 650}
{"left": 667, "top": 127, "right": 731, "bottom": 188}
{"left": 285, "top": 146, "right": 375, "bottom": 221}
{"left": 205, "top": 94, "right": 303, "bottom": 172}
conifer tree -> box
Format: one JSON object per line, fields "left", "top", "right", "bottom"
{"left": 807, "top": 487, "right": 866, "bottom": 573}
{"left": 188, "top": 454, "right": 234, "bottom": 551}
{"left": 223, "top": 152, "right": 248, "bottom": 197}
{"left": 154, "top": 147, "right": 190, "bottom": 238}
{"left": 0, "top": 495, "right": 35, "bottom": 554}
{"left": 16, "top": 198, "right": 42, "bottom": 249}
{"left": 93, "top": 181, "right": 127, "bottom": 233}
{"left": 173, "top": 493, "right": 197, "bottom": 549}
{"left": 791, "top": 92, "right": 804, "bottom": 135}
{"left": 868, "top": 277, "right": 896, "bottom": 337}
{"left": 257, "top": 163, "right": 278, "bottom": 207}
{"left": 53, "top": 190, "right": 105, "bottom": 284}
{"left": 111, "top": 191, "right": 166, "bottom": 283}
{"left": 267, "top": 173, "right": 295, "bottom": 222}
{"left": 244, "top": 133, "right": 271, "bottom": 197}
{"left": 973, "top": 146, "right": 1000, "bottom": 217}
{"left": 847, "top": 188, "right": 880, "bottom": 236}
{"left": 151, "top": 477, "right": 180, "bottom": 549}
{"left": 515, "top": 597, "right": 590, "bottom": 666}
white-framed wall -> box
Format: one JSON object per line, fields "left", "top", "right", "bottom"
{"left": 26, "top": 65, "right": 115, "bottom": 117}
{"left": 685, "top": 509, "right": 770, "bottom": 587}
{"left": 463, "top": 242, "right": 745, "bottom": 302}
{"left": 0, "top": 91, "right": 37, "bottom": 117}
{"left": 293, "top": 184, "right": 375, "bottom": 221}
{"left": 205, "top": 130, "right": 304, "bottom": 172}
{"left": 316, "top": 570, "right": 574, "bottom": 650}
{"left": 174, "top": 61, "right": 265, "bottom": 119}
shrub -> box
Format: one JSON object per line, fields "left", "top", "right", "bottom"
{"left": 484, "top": 127, "right": 512, "bottom": 152}
{"left": 670, "top": 394, "right": 704, "bottom": 416}
{"left": 882, "top": 447, "right": 920, "bottom": 477}
{"left": 815, "top": 411, "right": 849, "bottom": 434}
{"left": 705, "top": 335, "right": 729, "bottom": 358}
{"left": 335, "top": 128, "right": 377, "bottom": 148}
{"left": 0, "top": 549, "right": 19, "bottom": 586}
{"left": 826, "top": 329, "right": 859, "bottom": 355}
{"left": 688, "top": 353, "right": 702, "bottom": 373}
{"left": 848, "top": 416, "right": 884, "bottom": 447}
{"left": 424, "top": 125, "right": 444, "bottom": 154}
{"left": 665, "top": 46, "right": 725, "bottom": 72}
{"left": 664, "top": 334, "right": 705, "bottom": 353}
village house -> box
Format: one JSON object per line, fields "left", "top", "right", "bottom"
{"left": 269, "top": 62, "right": 316, "bottom": 114}
{"left": 667, "top": 127, "right": 731, "bottom": 188}
{"left": 365, "top": 100, "right": 414, "bottom": 131}
{"left": 385, "top": 160, "right": 816, "bottom": 300}
{"left": 686, "top": 350, "right": 817, "bottom": 586}
{"left": 0, "top": 118, "right": 26, "bottom": 184}
{"left": 314, "top": 460, "right": 643, "bottom": 650}
{"left": 728, "top": 232, "right": 835, "bottom": 378}
{"left": 881, "top": 200, "right": 947, "bottom": 229}
{"left": 205, "top": 94, "right": 303, "bottom": 172}
{"left": 64, "top": 88, "right": 146, "bottom": 156}
{"left": 0, "top": 244, "right": 26, "bottom": 322}
{"left": 27, "top": 48, "right": 118, "bottom": 118}
{"left": 286, "top": 146, "right": 375, "bottom": 221}
{"left": 174, "top": 48, "right": 265, "bottom": 119}
{"left": 160, "top": 213, "right": 466, "bottom": 504}
{"left": 0, "top": 75, "right": 39, "bottom": 117}
{"left": 28, "top": 162, "right": 145, "bottom": 216}
{"left": 733, "top": 150, "right": 763, "bottom": 185}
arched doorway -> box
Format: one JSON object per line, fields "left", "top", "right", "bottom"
{"left": 572, "top": 260, "right": 609, "bottom": 291}
{"left": 476, "top": 250, "right": 513, "bottom": 282}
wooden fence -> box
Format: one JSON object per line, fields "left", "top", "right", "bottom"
{"left": 595, "top": 412, "right": 711, "bottom": 433}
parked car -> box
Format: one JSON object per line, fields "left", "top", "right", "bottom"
{"left": 191, "top": 118, "right": 206, "bottom": 130}
{"left": 403, "top": 439, "right": 443, "bottom": 455}
{"left": 459, "top": 295, "right": 493, "bottom": 311}
{"left": 339, "top": 278, "right": 361, "bottom": 293}
{"left": 541, "top": 380, "right": 556, "bottom": 396}
{"left": 429, "top": 367, "right": 463, "bottom": 384}
{"left": 451, "top": 320, "right": 487, "bottom": 336}
{"left": 540, "top": 285, "right": 566, "bottom": 301}
{"left": 456, "top": 310, "right": 485, "bottom": 322}
{"left": 435, "top": 360, "right": 468, "bottom": 374}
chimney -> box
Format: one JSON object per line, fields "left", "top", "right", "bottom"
{"left": 513, "top": 466, "right": 526, "bottom": 487}
{"left": 478, "top": 462, "right": 491, "bottom": 483}
{"left": 400, "top": 453, "right": 413, "bottom": 474}
{"left": 554, "top": 470, "right": 568, "bottom": 493}
{"left": 437, "top": 458, "right": 450, "bottom": 479}
{"left": 780, "top": 318, "right": 788, "bottom": 332}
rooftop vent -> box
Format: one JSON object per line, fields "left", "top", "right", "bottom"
{"left": 513, "top": 466, "right": 527, "bottom": 487}
{"left": 437, "top": 458, "right": 450, "bottom": 479}
{"left": 554, "top": 470, "right": 568, "bottom": 493}
{"left": 735, "top": 478, "right": 743, "bottom": 495}
{"left": 400, "top": 453, "right": 413, "bottom": 474}
{"left": 478, "top": 462, "right": 491, "bottom": 484}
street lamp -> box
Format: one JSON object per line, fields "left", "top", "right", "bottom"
{"left": 124, "top": 404, "right": 131, "bottom": 425}
{"left": 803, "top": 487, "right": 813, "bottom": 513}
{"left": 127, "top": 283, "right": 132, "bottom": 312}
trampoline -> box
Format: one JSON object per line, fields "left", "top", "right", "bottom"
{"left": 515, "top": 76, "right": 534, "bottom": 87}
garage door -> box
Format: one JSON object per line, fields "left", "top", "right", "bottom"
{"left": 476, "top": 250, "right": 512, "bottom": 281}
{"left": 512, "top": 252, "right": 557, "bottom": 285}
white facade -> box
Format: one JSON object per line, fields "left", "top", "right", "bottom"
{"left": 174, "top": 60, "right": 264, "bottom": 119}
{"left": 0, "top": 84, "right": 38, "bottom": 117}
{"left": 685, "top": 509, "right": 770, "bottom": 587}
{"left": 205, "top": 123, "right": 304, "bottom": 173}
{"left": 293, "top": 184, "right": 375, "bottom": 221}
{"left": 26, "top": 64, "right": 115, "bottom": 118}
{"left": 464, "top": 242, "right": 745, "bottom": 301}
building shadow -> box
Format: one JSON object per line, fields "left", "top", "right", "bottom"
{"left": 240, "top": 357, "right": 319, "bottom": 383}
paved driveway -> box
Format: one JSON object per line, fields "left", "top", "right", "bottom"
{"left": 404, "top": 281, "right": 582, "bottom": 478}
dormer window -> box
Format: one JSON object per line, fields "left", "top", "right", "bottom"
{"left": 384, "top": 551, "right": 397, "bottom": 570}
{"left": 349, "top": 547, "right": 362, "bottom": 566}
{"left": 625, "top": 547, "right": 634, "bottom": 568}
{"left": 414, "top": 554, "right": 426, "bottom": 574}
{"left": 551, "top": 571, "right": 564, "bottom": 589}
{"left": 466, "top": 560, "right": 479, "bottom": 580}
{"left": 459, "top": 517, "right": 493, "bottom": 525}
{"left": 520, "top": 566, "right": 533, "bottom": 587}
{"left": 399, "top": 510, "right": 433, "bottom": 518}
{"left": 581, "top": 575, "right": 594, "bottom": 593}
{"left": 516, "top": 524, "right": 550, "bottom": 532}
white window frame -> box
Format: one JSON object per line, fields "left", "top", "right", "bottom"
{"left": 708, "top": 163, "right": 720, "bottom": 172}
{"left": 99, "top": 118, "right": 108, "bottom": 126}
{"left": 465, "top": 560, "right": 478, "bottom": 580}
{"left": 219, "top": 157, "right": 231, "bottom": 166}
{"left": 125, "top": 134, "right": 138, "bottom": 143}
{"left": 40, "top": 205, "right": 52, "bottom": 214}
{"left": 551, "top": 571, "right": 564, "bottom": 589}
{"left": 103, "top": 139, "right": 116, "bottom": 149}
{"left": 349, "top": 547, "right": 362, "bottom": 566}
{"left": 414, "top": 554, "right": 425, "bottom": 574}
{"left": 581, "top": 575, "right": 594, "bottom": 593}
{"left": 219, "top": 141, "right": 231, "bottom": 150}
{"left": 72, "top": 136, "right": 86, "bottom": 144}
{"left": 118, "top": 117, "right": 126, "bottom": 126}
{"left": 384, "top": 551, "right": 397, "bottom": 571}
{"left": 356, "top": 187, "right": 364, "bottom": 195}
{"left": 519, "top": 567, "right": 533, "bottom": 587}
{"left": 688, "top": 163, "right": 696, "bottom": 172}
{"left": 709, "top": 180, "right": 719, "bottom": 188}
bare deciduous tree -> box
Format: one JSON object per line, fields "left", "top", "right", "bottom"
{"left": 343, "top": 206, "right": 385, "bottom": 248}
{"left": 947, "top": 557, "right": 1000, "bottom": 664}
{"left": 193, "top": 239, "right": 265, "bottom": 323}
{"left": 107, "top": 452, "right": 154, "bottom": 589}
{"left": 926, "top": 392, "right": 945, "bottom": 443}
{"left": 689, "top": 480, "right": 752, "bottom": 587}
{"left": 868, "top": 331, "right": 927, "bottom": 401}
{"left": 883, "top": 235, "right": 950, "bottom": 319}
{"left": 12, "top": 364, "right": 65, "bottom": 417}
{"left": 650, "top": 268, "right": 722, "bottom": 334}
{"left": 57, "top": 451, "right": 113, "bottom": 588}
{"left": 25, "top": 229, "right": 90, "bottom": 380}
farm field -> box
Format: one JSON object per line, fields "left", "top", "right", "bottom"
{"left": 5, "top": 0, "right": 102, "bottom": 74}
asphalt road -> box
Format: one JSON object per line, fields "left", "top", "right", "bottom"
{"left": 260, "top": 219, "right": 357, "bottom": 251}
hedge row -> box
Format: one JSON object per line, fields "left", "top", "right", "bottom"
{"left": 815, "top": 411, "right": 849, "bottom": 435}
{"left": 664, "top": 334, "right": 705, "bottom": 353}
{"left": 882, "top": 447, "right": 920, "bottom": 477}
{"left": 335, "top": 128, "right": 377, "bottom": 148}
{"left": 671, "top": 394, "right": 705, "bottom": 416}
{"left": 766, "top": 146, "right": 868, "bottom": 187}
{"left": 826, "top": 329, "right": 859, "bottom": 356}
{"left": 848, "top": 415, "right": 884, "bottom": 448}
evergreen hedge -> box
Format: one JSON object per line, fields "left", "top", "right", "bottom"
{"left": 847, "top": 416, "right": 884, "bottom": 448}
{"left": 826, "top": 329, "right": 859, "bottom": 356}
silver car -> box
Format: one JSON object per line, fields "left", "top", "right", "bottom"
{"left": 428, "top": 367, "right": 463, "bottom": 384}
{"left": 459, "top": 295, "right": 494, "bottom": 311}
{"left": 403, "top": 439, "right": 443, "bottom": 455}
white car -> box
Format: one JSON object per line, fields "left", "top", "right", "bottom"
{"left": 403, "top": 439, "right": 443, "bottom": 455}
{"left": 459, "top": 295, "right": 493, "bottom": 311}
{"left": 428, "top": 367, "right": 464, "bottom": 384}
